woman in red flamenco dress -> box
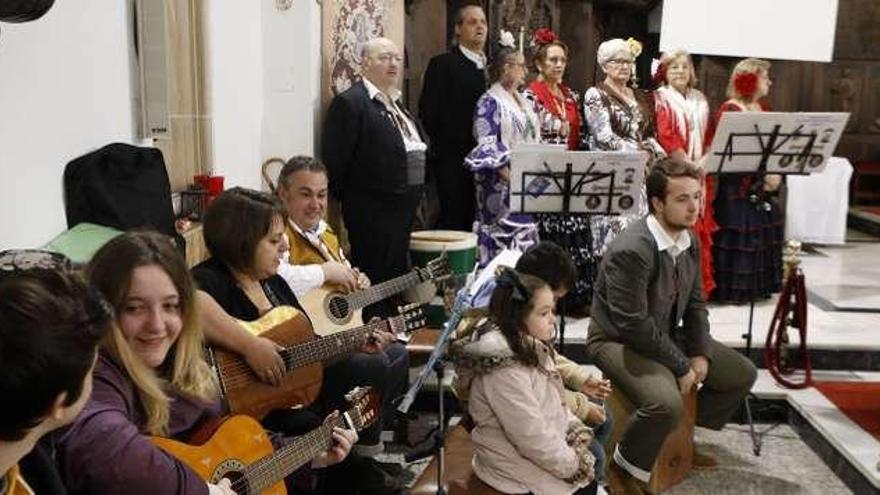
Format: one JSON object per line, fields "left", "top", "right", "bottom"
{"left": 709, "top": 58, "right": 784, "bottom": 304}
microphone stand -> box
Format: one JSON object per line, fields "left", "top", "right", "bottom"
{"left": 399, "top": 271, "right": 475, "bottom": 494}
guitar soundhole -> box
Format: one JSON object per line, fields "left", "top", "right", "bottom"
{"left": 327, "top": 295, "right": 350, "bottom": 321}
{"left": 211, "top": 460, "right": 248, "bottom": 493}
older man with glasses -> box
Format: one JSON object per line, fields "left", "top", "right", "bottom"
{"left": 322, "top": 37, "right": 427, "bottom": 321}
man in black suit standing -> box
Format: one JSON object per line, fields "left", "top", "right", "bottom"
{"left": 322, "top": 37, "right": 427, "bottom": 319}
{"left": 419, "top": 5, "right": 488, "bottom": 231}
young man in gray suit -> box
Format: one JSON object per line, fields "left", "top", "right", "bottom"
{"left": 586, "top": 158, "right": 757, "bottom": 495}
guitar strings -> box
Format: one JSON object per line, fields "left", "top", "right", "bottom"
{"left": 230, "top": 408, "right": 367, "bottom": 491}
{"left": 215, "top": 310, "right": 420, "bottom": 385}
{"left": 214, "top": 319, "right": 393, "bottom": 388}
{"left": 216, "top": 319, "right": 383, "bottom": 380}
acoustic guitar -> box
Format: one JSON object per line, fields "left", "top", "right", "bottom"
{"left": 153, "top": 387, "right": 378, "bottom": 495}
{"left": 299, "top": 253, "right": 450, "bottom": 336}
{"left": 211, "top": 305, "right": 425, "bottom": 420}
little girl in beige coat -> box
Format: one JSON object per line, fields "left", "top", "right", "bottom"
{"left": 451, "top": 269, "right": 596, "bottom": 495}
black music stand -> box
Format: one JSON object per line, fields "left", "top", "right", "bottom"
{"left": 510, "top": 145, "right": 647, "bottom": 352}
{"left": 706, "top": 110, "right": 849, "bottom": 455}
{"left": 397, "top": 271, "right": 475, "bottom": 495}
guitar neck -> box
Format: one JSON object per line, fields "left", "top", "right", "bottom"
{"left": 244, "top": 415, "right": 348, "bottom": 492}
{"left": 280, "top": 317, "right": 398, "bottom": 369}
{"left": 345, "top": 270, "right": 424, "bottom": 310}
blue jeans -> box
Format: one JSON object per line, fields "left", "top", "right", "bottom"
{"left": 588, "top": 404, "right": 614, "bottom": 483}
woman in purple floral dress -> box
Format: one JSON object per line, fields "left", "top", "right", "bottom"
{"left": 465, "top": 37, "right": 541, "bottom": 265}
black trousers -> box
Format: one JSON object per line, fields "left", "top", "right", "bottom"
{"left": 342, "top": 187, "right": 421, "bottom": 319}
{"left": 261, "top": 345, "right": 410, "bottom": 495}
{"left": 321, "top": 343, "right": 410, "bottom": 445}
{"left": 432, "top": 154, "right": 475, "bottom": 232}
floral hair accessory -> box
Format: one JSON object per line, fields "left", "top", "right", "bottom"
{"left": 734, "top": 71, "right": 759, "bottom": 98}
{"left": 532, "top": 28, "right": 557, "bottom": 46}
{"left": 652, "top": 61, "right": 667, "bottom": 86}
{"left": 499, "top": 29, "right": 516, "bottom": 49}
{"left": 626, "top": 37, "right": 643, "bottom": 58}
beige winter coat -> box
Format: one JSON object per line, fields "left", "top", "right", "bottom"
{"left": 451, "top": 322, "right": 594, "bottom": 495}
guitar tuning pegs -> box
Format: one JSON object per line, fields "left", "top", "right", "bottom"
{"left": 344, "top": 386, "right": 371, "bottom": 403}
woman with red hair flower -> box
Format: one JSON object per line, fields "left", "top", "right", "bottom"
{"left": 710, "top": 58, "right": 784, "bottom": 304}
{"left": 522, "top": 28, "right": 595, "bottom": 314}
{"left": 653, "top": 49, "right": 717, "bottom": 300}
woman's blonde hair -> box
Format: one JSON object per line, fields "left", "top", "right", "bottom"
{"left": 659, "top": 50, "right": 698, "bottom": 88}
{"left": 726, "top": 57, "right": 771, "bottom": 100}
{"left": 87, "top": 231, "right": 216, "bottom": 436}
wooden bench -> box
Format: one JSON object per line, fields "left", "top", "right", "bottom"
{"left": 606, "top": 388, "right": 697, "bottom": 494}
{"left": 409, "top": 424, "right": 502, "bottom": 495}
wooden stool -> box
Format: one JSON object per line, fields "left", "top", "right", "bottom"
{"left": 606, "top": 388, "right": 697, "bottom": 494}
{"left": 410, "top": 425, "right": 503, "bottom": 495}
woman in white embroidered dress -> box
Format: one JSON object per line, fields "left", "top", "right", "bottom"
{"left": 465, "top": 32, "right": 541, "bottom": 265}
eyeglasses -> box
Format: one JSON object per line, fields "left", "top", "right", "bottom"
{"left": 375, "top": 53, "right": 403, "bottom": 63}
{"left": 506, "top": 61, "right": 527, "bottom": 69}
{"left": 606, "top": 58, "right": 633, "bottom": 66}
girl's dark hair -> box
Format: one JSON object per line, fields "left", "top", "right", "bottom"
{"left": 489, "top": 45, "right": 520, "bottom": 83}
{"left": 515, "top": 241, "right": 576, "bottom": 293}
{"left": 488, "top": 268, "right": 549, "bottom": 367}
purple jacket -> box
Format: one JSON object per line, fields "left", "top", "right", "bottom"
{"left": 55, "top": 352, "right": 221, "bottom": 495}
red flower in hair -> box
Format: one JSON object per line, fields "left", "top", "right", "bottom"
{"left": 734, "top": 72, "right": 759, "bottom": 98}
{"left": 533, "top": 28, "right": 556, "bottom": 46}
{"left": 652, "top": 62, "right": 667, "bottom": 87}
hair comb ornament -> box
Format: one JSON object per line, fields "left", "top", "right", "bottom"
{"left": 626, "top": 37, "right": 643, "bottom": 58}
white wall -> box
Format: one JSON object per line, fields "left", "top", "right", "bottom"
{"left": 206, "top": 0, "right": 322, "bottom": 192}
{"left": 660, "top": 0, "right": 839, "bottom": 62}
{"left": 205, "top": 1, "right": 264, "bottom": 190}
{"left": 0, "top": 0, "right": 135, "bottom": 250}
{"left": 0, "top": 1, "right": 322, "bottom": 249}
{"left": 261, "top": 0, "right": 322, "bottom": 164}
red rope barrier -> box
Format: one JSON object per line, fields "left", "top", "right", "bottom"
{"left": 764, "top": 268, "right": 813, "bottom": 389}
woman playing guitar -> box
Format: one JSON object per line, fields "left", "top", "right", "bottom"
{"left": 53, "top": 231, "right": 354, "bottom": 495}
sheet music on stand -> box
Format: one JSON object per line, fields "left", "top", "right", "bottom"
{"left": 706, "top": 112, "right": 849, "bottom": 175}
{"left": 510, "top": 144, "right": 646, "bottom": 352}
{"left": 509, "top": 144, "right": 647, "bottom": 216}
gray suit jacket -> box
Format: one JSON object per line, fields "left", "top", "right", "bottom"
{"left": 588, "top": 217, "right": 712, "bottom": 377}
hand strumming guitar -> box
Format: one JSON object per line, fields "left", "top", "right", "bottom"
{"left": 321, "top": 261, "right": 359, "bottom": 293}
